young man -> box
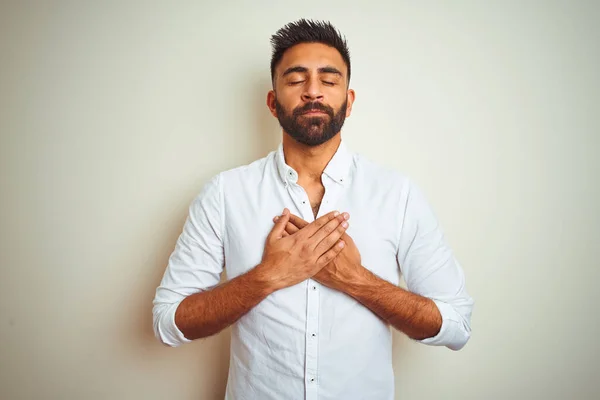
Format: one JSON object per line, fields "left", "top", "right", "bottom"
{"left": 153, "top": 19, "right": 474, "bottom": 400}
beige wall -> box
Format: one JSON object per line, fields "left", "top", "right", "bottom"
{"left": 1, "top": 1, "right": 599, "bottom": 399}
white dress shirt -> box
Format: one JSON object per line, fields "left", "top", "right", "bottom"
{"left": 153, "top": 140, "right": 474, "bottom": 400}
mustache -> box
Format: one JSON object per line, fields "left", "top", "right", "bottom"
{"left": 293, "top": 102, "right": 334, "bottom": 117}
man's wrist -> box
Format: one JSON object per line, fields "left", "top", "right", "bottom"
{"left": 252, "top": 261, "right": 281, "bottom": 295}
{"left": 343, "top": 265, "right": 378, "bottom": 298}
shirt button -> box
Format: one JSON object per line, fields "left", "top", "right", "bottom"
{"left": 311, "top": 333, "right": 317, "bottom": 337}
{"left": 310, "top": 377, "right": 315, "bottom": 383}
{"left": 312, "top": 286, "right": 317, "bottom": 290}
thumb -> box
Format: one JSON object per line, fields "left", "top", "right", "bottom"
{"left": 269, "top": 208, "right": 290, "bottom": 241}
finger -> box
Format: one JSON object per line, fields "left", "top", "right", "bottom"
{"left": 273, "top": 215, "right": 301, "bottom": 235}
{"left": 286, "top": 222, "right": 300, "bottom": 235}
{"left": 309, "top": 211, "right": 348, "bottom": 242}
{"left": 282, "top": 230, "right": 290, "bottom": 237}
{"left": 288, "top": 214, "right": 309, "bottom": 230}
{"left": 312, "top": 216, "right": 348, "bottom": 253}
{"left": 299, "top": 210, "right": 341, "bottom": 238}
{"left": 268, "top": 208, "right": 290, "bottom": 241}
{"left": 316, "top": 240, "right": 345, "bottom": 268}
{"left": 341, "top": 232, "right": 354, "bottom": 244}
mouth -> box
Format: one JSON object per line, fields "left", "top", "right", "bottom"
{"left": 301, "top": 110, "right": 327, "bottom": 115}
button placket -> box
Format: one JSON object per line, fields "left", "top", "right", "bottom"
{"left": 302, "top": 189, "right": 313, "bottom": 220}
{"left": 304, "top": 278, "right": 320, "bottom": 397}
{"left": 286, "top": 181, "right": 311, "bottom": 222}
{"left": 317, "top": 176, "right": 340, "bottom": 218}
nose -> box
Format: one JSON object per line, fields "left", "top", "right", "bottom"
{"left": 301, "top": 77, "right": 324, "bottom": 102}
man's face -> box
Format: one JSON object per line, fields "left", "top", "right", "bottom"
{"left": 268, "top": 43, "right": 355, "bottom": 146}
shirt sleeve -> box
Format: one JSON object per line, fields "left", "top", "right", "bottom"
{"left": 397, "top": 179, "right": 474, "bottom": 351}
{"left": 152, "top": 173, "right": 225, "bottom": 347}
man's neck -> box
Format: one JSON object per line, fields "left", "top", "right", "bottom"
{"left": 281, "top": 133, "right": 341, "bottom": 184}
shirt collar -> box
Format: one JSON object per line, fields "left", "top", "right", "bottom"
{"left": 275, "top": 140, "right": 353, "bottom": 186}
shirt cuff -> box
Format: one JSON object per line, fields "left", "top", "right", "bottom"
{"left": 416, "top": 299, "right": 464, "bottom": 350}
{"left": 155, "top": 301, "right": 192, "bottom": 347}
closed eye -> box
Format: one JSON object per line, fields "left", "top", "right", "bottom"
{"left": 323, "top": 81, "right": 335, "bottom": 86}
{"left": 289, "top": 81, "right": 304, "bottom": 85}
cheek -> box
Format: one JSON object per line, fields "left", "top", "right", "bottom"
{"left": 279, "top": 101, "right": 302, "bottom": 115}
{"left": 274, "top": 92, "right": 294, "bottom": 108}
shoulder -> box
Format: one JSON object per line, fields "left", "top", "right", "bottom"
{"left": 188, "top": 150, "right": 276, "bottom": 219}
{"left": 217, "top": 150, "right": 276, "bottom": 185}
{"left": 191, "top": 150, "right": 275, "bottom": 198}
{"left": 352, "top": 152, "right": 413, "bottom": 193}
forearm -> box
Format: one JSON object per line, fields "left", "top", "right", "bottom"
{"left": 175, "top": 263, "right": 274, "bottom": 340}
{"left": 344, "top": 268, "right": 442, "bottom": 340}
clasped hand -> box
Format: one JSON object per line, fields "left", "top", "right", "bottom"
{"left": 270, "top": 210, "right": 362, "bottom": 291}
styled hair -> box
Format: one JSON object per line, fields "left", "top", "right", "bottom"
{"left": 270, "top": 19, "right": 351, "bottom": 85}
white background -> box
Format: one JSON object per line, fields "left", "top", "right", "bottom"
{"left": 1, "top": 1, "right": 598, "bottom": 399}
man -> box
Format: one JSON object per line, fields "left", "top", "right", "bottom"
{"left": 153, "top": 19, "right": 474, "bottom": 400}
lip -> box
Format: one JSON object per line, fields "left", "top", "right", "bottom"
{"left": 301, "top": 110, "right": 327, "bottom": 115}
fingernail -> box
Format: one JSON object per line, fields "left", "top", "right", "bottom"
{"left": 338, "top": 241, "right": 345, "bottom": 248}
{"left": 283, "top": 208, "right": 289, "bottom": 215}
{"left": 274, "top": 216, "right": 280, "bottom": 221}
{"left": 343, "top": 212, "right": 350, "bottom": 220}
{"left": 342, "top": 221, "right": 348, "bottom": 228}
{"left": 334, "top": 211, "right": 340, "bottom": 217}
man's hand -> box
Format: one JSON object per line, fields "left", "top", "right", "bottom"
{"left": 259, "top": 208, "right": 349, "bottom": 291}
{"left": 273, "top": 212, "right": 363, "bottom": 291}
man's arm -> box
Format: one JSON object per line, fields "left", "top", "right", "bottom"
{"left": 279, "top": 216, "right": 442, "bottom": 340}
{"left": 395, "top": 180, "right": 474, "bottom": 350}
{"left": 153, "top": 175, "right": 226, "bottom": 347}
{"left": 173, "top": 262, "right": 274, "bottom": 340}
{"left": 174, "top": 209, "right": 348, "bottom": 340}
{"left": 281, "top": 178, "right": 474, "bottom": 351}
{"left": 334, "top": 265, "right": 442, "bottom": 340}
{"left": 153, "top": 173, "right": 350, "bottom": 346}
{"left": 323, "top": 232, "right": 472, "bottom": 351}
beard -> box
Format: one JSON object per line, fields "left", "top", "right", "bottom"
{"left": 275, "top": 98, "right": 348, "bottom": 147}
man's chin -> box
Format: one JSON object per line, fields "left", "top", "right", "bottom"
{"left": 293, "top": 132, "right": 333, "bottom": 147}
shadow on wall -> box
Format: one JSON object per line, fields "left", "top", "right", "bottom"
{"left": 249, "top": 73, "right": 282, "bottom": 162}
{"left": 125, "top": 71, "right": 279, "bottom": 398}
{"left": 117, "top": 198, "right": 231, "bottom": 398}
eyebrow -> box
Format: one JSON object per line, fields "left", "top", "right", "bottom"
{"left": 281, "top": 65, "right": 343, "bottom": 78}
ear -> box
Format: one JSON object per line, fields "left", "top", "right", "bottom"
{"left": 266, "top": 90, "right": 278, "bottom": 118}
{"left": 345, "top": 89, "right": 356, "bottom": 118}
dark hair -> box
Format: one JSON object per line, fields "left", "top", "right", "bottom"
{"left": 270, "top": 19, "right": 351, "bottom": 86}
